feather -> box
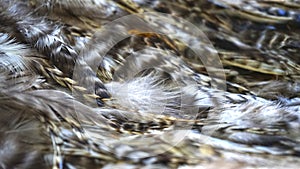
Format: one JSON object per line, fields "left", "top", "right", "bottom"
{"left": 105, "top": 71, "right": 182, "bottom": 114}
{"left": 0, "top": 33, "right": 30, "bottom": 72}
{"left": 29, "top": 0, "right": 126, "bottom": 20}
{"left": 0, "top": 0, "right": 77, "bottom": 76}
{"left": 0, "top": 0, "right": 300, "bottom": 168}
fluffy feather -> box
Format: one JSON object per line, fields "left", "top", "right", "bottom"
{"left": 0, "top": 33, "right": 30, "bottom": 72}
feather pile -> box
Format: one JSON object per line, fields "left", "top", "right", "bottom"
{"left": 0, "top": 0, "right": 300, "bottom": 168}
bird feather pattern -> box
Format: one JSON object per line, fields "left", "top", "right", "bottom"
{"left": 0, "top": 0, "right": 300, "bottom": 168}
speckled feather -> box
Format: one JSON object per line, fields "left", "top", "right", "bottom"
{"left": 0, "top": 0, "right": 300, "bottom": 169}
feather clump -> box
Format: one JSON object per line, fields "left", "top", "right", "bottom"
{"left": 0, "top": 0, "right": 300, "bottom": 168}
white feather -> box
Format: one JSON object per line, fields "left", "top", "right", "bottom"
{"left": 0, "top": 33, "right": 30, "bottom": 72}
{"left": 105, "top": 72, "right": 181, "bottom": 114}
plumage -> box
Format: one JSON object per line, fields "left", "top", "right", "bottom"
{"left": 0, "top": 0, "right": 300, "bottom": 168}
